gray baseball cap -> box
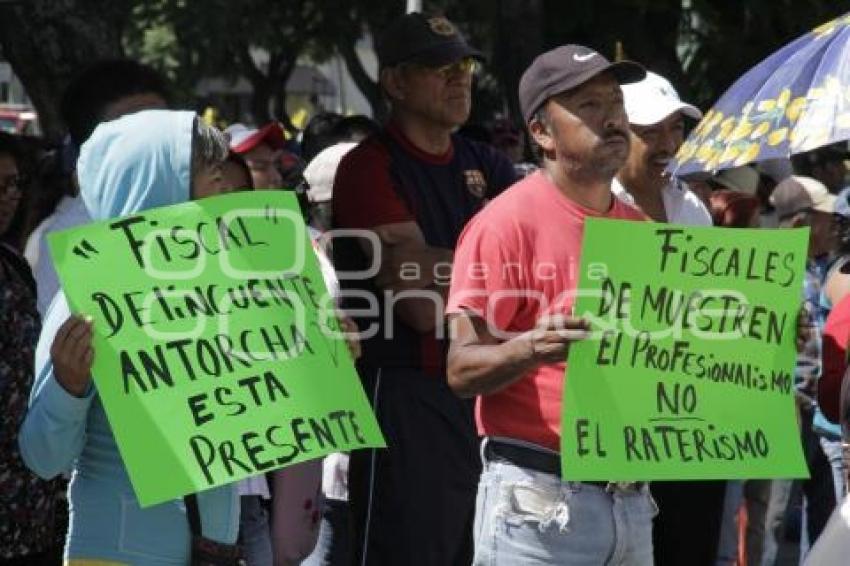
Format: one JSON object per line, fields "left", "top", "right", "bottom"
{"left": 518, "top": 44, "right": 645, "bottom": 123}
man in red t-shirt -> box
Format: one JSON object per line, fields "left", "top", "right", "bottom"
{"left": 446, "top": 45, "right": 657, "bottom": 564}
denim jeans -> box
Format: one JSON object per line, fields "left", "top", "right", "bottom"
{"left": 239, "top": 495, "right": 272, "bottom": 566}
{"left": 799, "top": 411, "right": 837, "bottom": 564}
{"left": 819, "top": 437, "right": 846, "bottom": 503}
{"left": 762, "top": 479, "right": 794, "bottom": 566}
{"left": 744, "top": 480, "right": 771, "bottom": 565}
{"left": 473, "top": 459, "right": 656, "bottom": 565}
{"left": 715, "top": 480, "right": 770, "bottom": 566}
{"left": 716, "top": 481, "right": 744, "bottom": 565}
{"left": 301, "top": 498, "right": 352, "bottom": 566}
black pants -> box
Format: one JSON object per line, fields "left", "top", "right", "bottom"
{"left": 349, "top": 367, "right": 481, "bottom": 566}
{"left": 800, "top": 406, "right": 836, "bottom": 547}
{"left": 651, "top": 480, "right": 727, "bottom": 566}
{"left": 0, "top": 549, "right": 62, "bottom": 566}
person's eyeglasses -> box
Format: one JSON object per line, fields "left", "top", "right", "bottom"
{"left": 408, "top": 57, "right": 478, "bottom": 79}
{"left": 0, "top": 175, "right": 22, "bottom": 197}
{"left": 435, "top": 57, "right": 477, "bottom": 77}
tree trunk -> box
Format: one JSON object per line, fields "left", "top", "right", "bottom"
{"left": 494, "top": 0, "right": 543, "bottom": 160}
{"left": 337, "top": 38, "right": 385, "bottom": 121}
{"left": 249, "top": 77, "right": 272, "bottom": 126}
{"left": 606, "top": 0, "right": 684, "bottom": 92}
{"left": 0, "top": 0, "right": 128, "bottom": 142}
{"left": 271, "top": 82, "right": 297, "bottom": 133}
{"left": 270, "top": 60, "right": 297, "bottom": 133}
{"left": 495, "top": 0, "right": 544, "bottom": 129}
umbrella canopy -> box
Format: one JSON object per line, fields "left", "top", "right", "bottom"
{"left": 671, "top": 12, "right": 850, "bottom": 177}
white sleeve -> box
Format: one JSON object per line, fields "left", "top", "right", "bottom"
{"left": 681, "top": 189, "right": 713, "bottom": 226}
{"left": 311, "top": 237, "right": 340, "bottom": 302}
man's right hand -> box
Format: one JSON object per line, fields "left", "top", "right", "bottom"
{"left": 521, "top": 314, "right": 591, "bottom": 364}
{"left": 51, "top": 315, "right": 95, "bottom": 398}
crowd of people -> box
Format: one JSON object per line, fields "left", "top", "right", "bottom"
{"left": 2, "top": 10, "right": 850, "bottom": 566}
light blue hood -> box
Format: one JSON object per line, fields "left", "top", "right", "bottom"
{"left": 77, "top": 109, "right": 195, "bottom": 220}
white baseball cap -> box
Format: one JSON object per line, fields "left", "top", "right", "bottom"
{"left": 622, "top": 71, "right": 702, "bottom": 126}
{"left": 303, "top": 142, "right": 357, "bottom": 203}
{"left": 770, "top": 175, "right": 836, "bottom": 219}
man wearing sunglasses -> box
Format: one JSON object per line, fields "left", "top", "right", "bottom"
{"left": 332, "top": 12, "right": 516, "bottom": 566}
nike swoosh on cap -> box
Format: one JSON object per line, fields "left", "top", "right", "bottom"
{"left": 573, "top": 52, "right": 597, "bottom": 62}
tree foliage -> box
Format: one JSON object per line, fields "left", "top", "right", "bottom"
{"left": 0, "top": 0, "right": 133, "bottom": 140}
{"left": 539, "top": 0, "right": 849, "bottom": 109}
{"left": 125, "top": 0, "right": 342, "bottom": 129}
{"left": 681, "top": 0, "right": 849, "bottom": 108}
{"left": 3, "top": 0, "right": 850, "bottom": 139}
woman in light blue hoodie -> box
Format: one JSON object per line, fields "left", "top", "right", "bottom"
{"left": 18, "top": 109, "right": 239, "bottom": 565}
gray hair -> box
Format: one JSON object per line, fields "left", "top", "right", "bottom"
{"left": 191, "top": 118, "right": 229, "bottom": 175}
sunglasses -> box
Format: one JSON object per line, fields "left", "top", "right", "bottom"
{"left": 407, "top": 57, "right": 478, "bottom": 79}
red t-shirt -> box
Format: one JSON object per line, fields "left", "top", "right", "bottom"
{"left": 819, "top": 293, "right": 850, "bottom": 424}
{"left": 332, "top": 125, "right": 417, "bottom": 230}
{"left": 446, "top": 171, "right": 646, "bottom": 451}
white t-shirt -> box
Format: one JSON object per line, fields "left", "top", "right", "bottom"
{"left": 612, "top": 177, "right": 713, "bottom": 226}
{"left": 24, "top": 196, "right": 92, "bottom": 317}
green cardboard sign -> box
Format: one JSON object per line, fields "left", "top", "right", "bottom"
{"left": 563, "top": 219, "right": 809, "bottom": 481}
{"left": 49, "top": 191, "right": 385, "bottom": 507}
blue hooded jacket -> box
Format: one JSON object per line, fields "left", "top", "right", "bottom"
{"left": 19, "top": 110, "right": 240, "bottom": 564}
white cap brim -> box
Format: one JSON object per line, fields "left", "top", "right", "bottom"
{"left": 626, "top": 100, "right": 703, "bottom": 126}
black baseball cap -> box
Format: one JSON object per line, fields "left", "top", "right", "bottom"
{"left": 376, "top": 13, "right": 483, "bottom": 69}
{"left": 806, "top": 142, "right": 850, "bottom": 165}
{"left": 519, "top": 45, "right": 645, "bottom": 123}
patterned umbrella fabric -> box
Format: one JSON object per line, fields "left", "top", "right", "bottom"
{"left": 671, "top": 12, "right": 850, "bottom": 177}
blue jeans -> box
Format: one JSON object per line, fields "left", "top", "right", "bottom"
{"left": 761, "top": 479, "right": 794, "bottom": 566}
{"left": 819, "top": 437, "right": 846, "bottom": 503}
{"left": 239, "top": 495, "right": 272, "bottom": 566}
{"left": 301, "top": 498, "right": 352, "bottom": 566}
{"left": 715, "top": 480, "right": 770, "bottom": 565}
{"left": 716, "top": 481, "right": 744, "bottom": 565}
{"left": 798, "top": 410, "right": 837, "bottom": 564}
{"left": 473, "top": 459, "right": 656, "bottom": 565}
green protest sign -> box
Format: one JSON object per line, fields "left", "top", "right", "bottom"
{"left": 49, "top": 191, "right": 385, "bottom": 507}
{"left": 563, "top": 218, "right": 809, "bottom": 481}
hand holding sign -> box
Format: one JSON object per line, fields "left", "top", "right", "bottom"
{"left": 797, "top": 305, "right": 814, "bottom": 353}
{"left": 51, "top": 315, "right": 95, "bottom": 398}
{"left": 339, "top": 315, "right": 361, "bottom": 360}
{"left": 523, "top": 314, "right": 591, "bottom": 364}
